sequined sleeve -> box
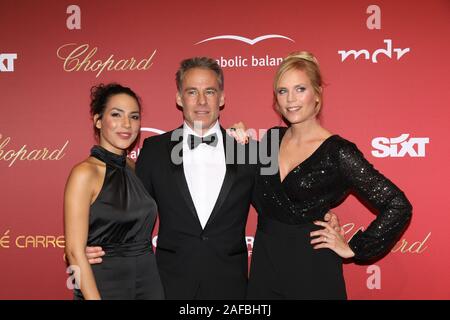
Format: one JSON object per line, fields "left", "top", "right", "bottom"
{"left": 337, "top": 140, "right": 412, "bottom": 261}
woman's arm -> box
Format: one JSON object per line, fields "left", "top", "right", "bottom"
{"left": 64, "top": 163, "right": 101, "bottom": 300}
{"left": 337, "top": 140, "right": 413, "bottom": 261}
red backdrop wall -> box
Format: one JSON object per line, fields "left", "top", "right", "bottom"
{"left": 1, "top": 0, "right": 449, "bottom": 299}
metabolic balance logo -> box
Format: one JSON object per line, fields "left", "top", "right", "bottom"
{"left": 128, "top": 127, "right": 166, "bottom": 160}
{"left": 195, "top": 34, "right": 294, "bottom": 45}
{"left": 195, "top": 34, "right": 295, "bottom": 68}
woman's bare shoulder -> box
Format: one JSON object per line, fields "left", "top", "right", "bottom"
{"left": 67, "top": 157, "right": 104, "bottom": 184}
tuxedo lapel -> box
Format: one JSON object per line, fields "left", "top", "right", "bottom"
{"left": 167, "top": 127, "right": 199, "bottom": 222}
{"left": 204, "top": 127, "right": 237, "bottom": 229}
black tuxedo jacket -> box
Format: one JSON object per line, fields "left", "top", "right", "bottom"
{"left": 136, "top": 126, "right": 258, "bottom": 299}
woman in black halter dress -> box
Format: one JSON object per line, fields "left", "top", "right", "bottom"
{"left": 247, "top": 52, "right": 412, "bottom": 299}
{"left": 64, "top": 84, "right": 164, "bottom": 299}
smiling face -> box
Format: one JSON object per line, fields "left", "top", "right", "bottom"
{"left": 275, "top": 68, "right": 321, "bottom": 125}
{"left": 95, "top": 93, "right": 141, "bottom": 155}
{"left": 176, "top": 67, "right": 224, "bottom": 134}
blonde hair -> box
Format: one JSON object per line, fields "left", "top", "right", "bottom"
{"left": 273, "top": 51, "right": 323, "bottom": 114}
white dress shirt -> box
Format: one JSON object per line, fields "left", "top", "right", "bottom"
{"left": 183, "top": 121, "right": 226, "bottom": 229}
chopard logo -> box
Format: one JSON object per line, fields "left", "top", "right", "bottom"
{"left": 56, "top": 43, "right": 157, "bottom": 78}
{"left": 196, "top": 34, "right": 295, "bottom": 45}
{"left": 0, "top": 134, "right": 68, "bottom": 167}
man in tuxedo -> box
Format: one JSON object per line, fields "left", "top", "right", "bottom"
{"left": 134, "top": 57, "right": 258, "bottom": 299}
{"left": 86, "top": 57, "right": 340, "bottom": 299}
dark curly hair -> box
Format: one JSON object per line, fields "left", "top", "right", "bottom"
{"left": 90, "top": 83, "right": 142, "bottom": 137}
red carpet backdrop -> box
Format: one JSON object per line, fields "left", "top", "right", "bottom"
{"left": 1, "top": 0, "right": 449, "bottom": 299}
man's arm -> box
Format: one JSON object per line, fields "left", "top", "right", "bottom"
{"left": 136, "top": 137, "right": 156, "bottom": 198}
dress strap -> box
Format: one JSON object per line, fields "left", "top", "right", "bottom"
{"left": 90, "top": 145, "right": 126, "bottom": 168}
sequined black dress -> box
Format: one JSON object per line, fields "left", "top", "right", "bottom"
{"left": 248, "top": 127, "right": 412, "bottom": 299}
{"left": 74, "top": 145, "right": 164, "bottom": 300}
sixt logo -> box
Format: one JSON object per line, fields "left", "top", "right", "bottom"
{"left": 0, "top": 53, "right": 17, "bottom": 72}
{"left": 371, "top": 134, "right": 429, "bottom": 158}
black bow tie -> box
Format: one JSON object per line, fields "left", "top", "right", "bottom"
{"left": 188, "top": 133, "right": 218, "bottom": 149}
